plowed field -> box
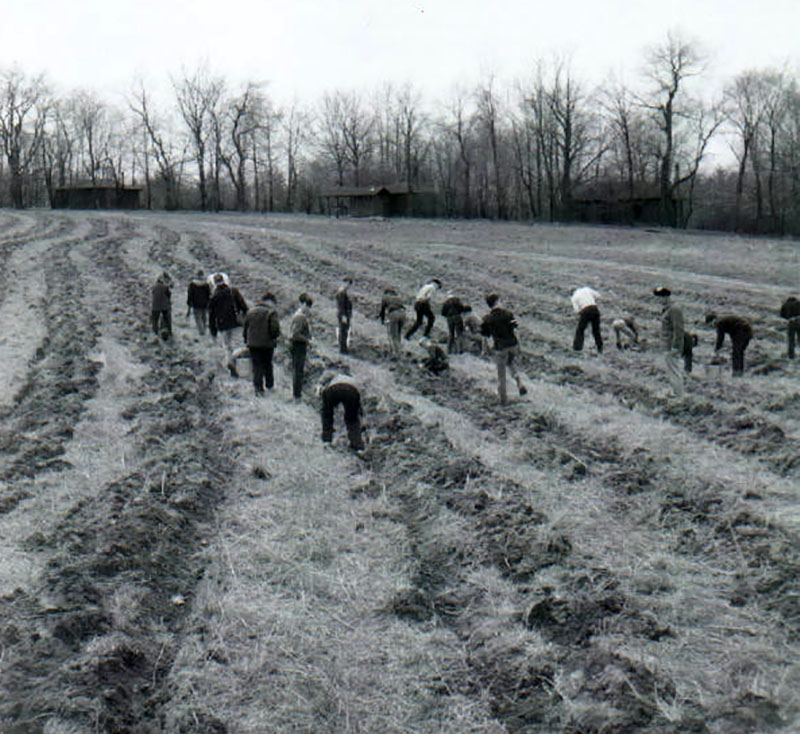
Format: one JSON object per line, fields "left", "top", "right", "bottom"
{"left": 1, "top": 210, "right": 798, "bottom": 733}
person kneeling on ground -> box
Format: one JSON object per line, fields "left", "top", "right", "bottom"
{"left": 418, "top": 337, "right": 449, "bottom": 375}
{"left": 317, "top": 370, "right": 365, "bottom": 451}
{"left": 242, "top": 292, "right": 281, "bottom": 395}
{"left": 611, "top": 316, "right": 640, "bottom": 351}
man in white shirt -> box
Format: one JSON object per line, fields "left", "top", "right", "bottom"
{"left": 405, "top": 278, "right": 442, "bottom": 340}
{"left": 571, "top": 286, "right": 603, "bottom": 353}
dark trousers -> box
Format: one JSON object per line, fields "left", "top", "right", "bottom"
{"left": 152, "top": 309, "right": 171, "bottom": 336}
{"left": 250, "top": 346, "right": 274, "bottom": 392}
{"left": 731, "top": 333, "right": 751, "bottom": 375}
{"left": 321, "top": 383, "right": 363, "bottom": 449}
{"left": 682, "top": 333, "right": 694, "bottom": 373}
{"left": 788, "top": 317, "right": 800, "bottom": 359}
{"left": 446, "top": 316, "right": 465, "bottom": 353}
{"left": 338, "top": 316, "right": 350, "bottom": 353}
{"left": 290, "top": 341, "right": 307, "bottom": 398}
{"left": 573, "top": 305, "right": 602, "bottom": 352}
{"left": 406, "top": 301, "right": 435, "bottom": 339}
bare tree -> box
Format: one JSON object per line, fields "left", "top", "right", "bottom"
{"left": 129, "top": 80, "right": 181, "bottom": 210}
{"left": 283, "top": 102, "right": 310, "bottom": 210}
{"left": 640, "top": 31, "right": 707, "bottom": 226}
{"left": 174, "top": 63, "right": 224, "bottom": 211}
{"left": 0, "top": 67, "right": 50, "bottom": 208}
{"left": 475, "top": 76, "right": 508, "bottom": 219}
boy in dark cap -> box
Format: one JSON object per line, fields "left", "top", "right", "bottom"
{"left": 705, "top": 312, "right": 753, "bottom": 376}
{"left": 335, "top": 277, "right": 353, "bottom": 354}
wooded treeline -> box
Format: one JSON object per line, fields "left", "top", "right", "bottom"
{"left": 2, "top": 32, "right": 800, "bottom": 235}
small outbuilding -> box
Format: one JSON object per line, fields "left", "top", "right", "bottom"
{"left": 320, "top": 184, "right": 438, "bottom": 218}
{"left": 52, "top": 184, "right": 142, "bottom": 210}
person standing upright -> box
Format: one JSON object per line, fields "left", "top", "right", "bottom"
{"left": 654, "top": 287, "right": 684, "bottom": 398}
{"left": 379, "top": 287, "right": 406, "bottom": 357}
{"left": 571, "top": 286, "right": 603, "bottom": 353}
{"left": 441, "top": 291, "right": 468, "bottom": 354}
{"left": 335, "top": 277, "right": 353, "bottom": 354}
{"left": 780, "top": 295, "right": 800, "bottom": 359}
{"left": 290, "top": 293, "right": 313, "bottom": 399}
{"left": 405, "top": 278, "right": 441, "bottom": 340}
{"left": 480, "top": 293, "right": 527, "bottom": 405}
{"left": 151, "top": 272, "right": 172, "bottom": 340}
{"left": 186, "top": 269, "right": 211, "bottom": 335}
{"left": 242, "top": 292, "right": 281, "bottom": 395}
{"left": 209, "top": 274, "right": 249, "bottom": 375}
{"left": 705, "top": 312, "right": 753, "bottom": 376}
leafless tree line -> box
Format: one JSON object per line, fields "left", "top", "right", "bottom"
{"left": 2, "top": 32, "right": 800, "bottom": 234}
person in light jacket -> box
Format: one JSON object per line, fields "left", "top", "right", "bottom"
{"left": 405, "top": 278, "right": 442, "bottom": 340}
{"left": 289, "top": 293, "right": 313, "bottom": 399}
{"left": 654, "top": 287, "right": 684, "bottom": 398}
{"left": 571, "top": 286, "right": 603, "bottom": 353}
{"left": 379, "top": 288, "right": 406, "bottom": 357}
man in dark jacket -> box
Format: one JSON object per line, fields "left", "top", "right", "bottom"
{"left": 480, "top": 293, "right": 527, "bottom": 404}
{"left": 209, "top": 275, "right": 249, "bottom": 374}
{"left": 242, "top": 292, "right": 281, "bottom": 395}
{"left": 186, "top": 270, "right": 211, "bottom": 335}
{"left": 317, "top": 370, "right": 364, "bottom": 451}
{"left": 335, "top": 277, "right": 353, "bottom": 354}
{"left": 151, "top": 272, "right": 172, "bottom": 340}
{"left": 705, "top": 312, "right": 753, "bottom": 376}
{"left": 441, "top": 291, "right": 468, "bottom": 354}
{"left": 780, "top": 296, "right": 800, "bottom": 359}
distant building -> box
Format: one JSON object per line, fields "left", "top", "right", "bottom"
{"left": 52, "top": 184, "right": 142, "bottom": 210}
{"left": 320, "top": 184, "right": 438, "bottom": 218}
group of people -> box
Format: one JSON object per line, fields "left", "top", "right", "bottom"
{"left": 570, "top": 283, "right": 800, "bottom": 400}
{"left": 152, "top": 268, "right": 800, "bottom": 447}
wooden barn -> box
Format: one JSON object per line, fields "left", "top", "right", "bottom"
{"left": 52, "top": 184, "right": 142, "bottom": 210}
{"left": 320, "top": 184, "right": 438, "bottom": 218}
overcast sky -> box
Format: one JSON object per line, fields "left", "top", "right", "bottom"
{"left": 2, "top": 0, "right": 798, "bottom": 107}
